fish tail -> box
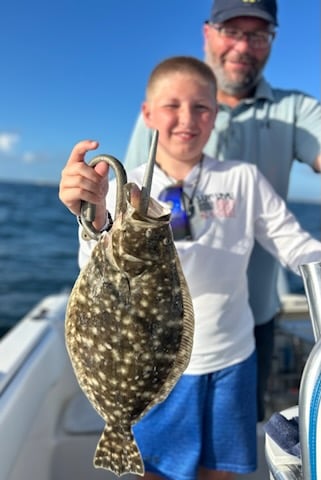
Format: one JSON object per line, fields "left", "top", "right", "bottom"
{"left": 94, "top": 424, "right": 145, "bottom": 476}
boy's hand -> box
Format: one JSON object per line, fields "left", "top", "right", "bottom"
{"left": 59, "top": 140, "right": 109, "bottom": 230}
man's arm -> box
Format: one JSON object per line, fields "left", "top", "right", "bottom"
{"left": 124, "top": 113, "right": 153, "bottom": 169}
{"left": 295, "top": 93, "right": 321, "bottom": 173}
{"left": 313, "top": 153, "right": 321, "bottom": 172}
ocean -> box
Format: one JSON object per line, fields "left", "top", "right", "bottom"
{"left": 0, "top": 180, "right": 320, "bottom": 337}
{"left": 0, "top": 180, "right": 79, "bottom": 336}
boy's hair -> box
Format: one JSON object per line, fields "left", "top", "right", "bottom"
{"left": 146, "top": 56, "right": 217, "bottom": 99}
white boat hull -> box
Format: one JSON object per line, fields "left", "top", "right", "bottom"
{"left": 0, "top": 291, "right": 292, "bottom": 480}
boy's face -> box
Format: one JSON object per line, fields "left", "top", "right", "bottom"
{"left": 142, "top": 72, "right": 217, "bottom": 166}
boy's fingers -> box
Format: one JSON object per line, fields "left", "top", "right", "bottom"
{"left": 94, "top": 161, "right": 109, "bottom": 178}
{"left": 66, "top": 140, "right": 99, "bottom": 166}
{"left": 67, "top": 140, "right": 110, "bottom": 179}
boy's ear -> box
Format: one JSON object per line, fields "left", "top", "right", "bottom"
{"left": 142, "top": 101, "right": 152, "bottom": 127}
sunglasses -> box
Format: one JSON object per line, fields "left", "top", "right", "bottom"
{"left": 158, "top": 183, "right": 194, "bottom": 241}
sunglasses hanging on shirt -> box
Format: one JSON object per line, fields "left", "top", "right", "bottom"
{"left": 157, "top": 156, "right": 203, "bottom": 241}
{"left": 158, "top": 183, "right": 194, "bottom": 240}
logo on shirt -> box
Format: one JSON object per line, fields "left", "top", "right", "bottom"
{"left": 196, "top": 193, "right": 236, "bottom": 219}
{"left": 213, "top": 193, "right": 236, "bottom": 217}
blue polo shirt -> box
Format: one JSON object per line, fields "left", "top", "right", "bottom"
{"left": 124, "top": 77, "right": 321, "bottom": 325}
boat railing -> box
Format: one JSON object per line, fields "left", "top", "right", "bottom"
{"left": 265, "top": 261, "right": 321, "bottom": 479}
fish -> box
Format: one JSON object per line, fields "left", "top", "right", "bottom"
{"left": 65, "top": 181, "right": 194, "bottom": 477}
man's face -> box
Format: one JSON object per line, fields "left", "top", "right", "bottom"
{"left": 203, "top": 17, "right": 274, "bottom": 97}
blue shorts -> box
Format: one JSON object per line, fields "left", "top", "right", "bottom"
{"left": 133, "top": 351, "right": 257, "bottom": 480}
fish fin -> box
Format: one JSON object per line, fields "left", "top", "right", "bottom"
{"left": 148, "top": 253, "right": 194, "bottom": 408}
{"left": 94, "top": 425, "right": 145, "bottom": 477}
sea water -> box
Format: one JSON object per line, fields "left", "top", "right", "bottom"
{"left": 0, "top": 180, "right": 320, "bottom": 336}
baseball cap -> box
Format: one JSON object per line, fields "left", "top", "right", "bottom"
{"left": 209, "top": 0, "right": 278, "bottom": 26}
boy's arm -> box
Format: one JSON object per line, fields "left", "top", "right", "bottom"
{"left": 124, "top": 113, "right": 153, "bottom": 169}
{"left": 254, "top": 169, "right": 321, "bottom": 272}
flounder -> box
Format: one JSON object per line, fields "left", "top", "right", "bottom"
{"left": 65, "top": 167, "right": 194, "bottom": 476}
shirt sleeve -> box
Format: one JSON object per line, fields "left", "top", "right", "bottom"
{"left": 123, "top": 113, "right": 153, "bottom": 169}
{"left": 253, "top": 169, "right": 321, "bottom": 273}
{"left": 294, "top": 93, "right": 321, "bottom": 167}
{"left": 78, "top": 228, "right": 97, "bottom": 269}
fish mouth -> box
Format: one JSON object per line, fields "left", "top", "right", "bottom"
{"left": 146, "top": 196, "right": 171, "bottom": 219}
{"left": 125, "top": 183, "right": 171, "bottom": 221}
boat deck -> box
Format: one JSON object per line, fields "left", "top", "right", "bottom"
{"left": 0, "top": 291, "right": 312, "bottom": 480}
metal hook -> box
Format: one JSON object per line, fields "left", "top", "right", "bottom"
{"left": 139, "top": 129, "right": 159, "bottom": 215}
{"left": 80, "top": 129, "right": 159, "bottom": 241}
{"left": 80, "top": 154, "right": 127, "bottom": 241}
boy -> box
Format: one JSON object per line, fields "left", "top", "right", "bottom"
{"left": 124, "top": 0, "right": 321, "bottom": 424}
{"left": 59, "top": 56, "right": 321, "bottom": 480}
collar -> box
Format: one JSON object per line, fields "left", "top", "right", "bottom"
{"left": 251, "top": 77, "right": 274, "bottom": 102}
{"left": 155, "top": 157, "right": 204, "bottom": 189}
{"left": 218, "top": 77, "right": 275, "bottom": 111}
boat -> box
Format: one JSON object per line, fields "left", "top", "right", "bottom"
{"left": 0, "top": 266, "right": 317, "bottom": 480}
{"left": 265, "top": 262, "right": 321, "bottom": 479}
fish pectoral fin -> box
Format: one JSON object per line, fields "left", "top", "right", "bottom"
{"left": 94, "top": 424, "right": 145, "bottom": 477}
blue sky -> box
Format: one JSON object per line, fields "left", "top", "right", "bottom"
{"left": 0, "top": 0, "right": 320, "bottom": 201}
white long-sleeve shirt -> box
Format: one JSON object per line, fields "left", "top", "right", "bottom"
{"left": 124, "top": 80, "right": 321, "bottom": 326}
{"left": 79, "top": 156, "right": 321, "bottom": 375}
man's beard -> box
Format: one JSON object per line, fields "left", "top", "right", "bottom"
{"left": 205, "top": 49, "right": 268, "bottom": 97}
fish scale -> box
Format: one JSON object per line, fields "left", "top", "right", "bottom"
{"left": 65, "top": 182, "right": 194, "bottom": 477}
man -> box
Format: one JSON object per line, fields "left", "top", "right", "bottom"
{"left": 123, "top": 0, "right": 321, "bottom": 422}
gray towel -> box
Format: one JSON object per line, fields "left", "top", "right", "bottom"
{"left": 264, "top": 412, "right": 301, "bottom": 458}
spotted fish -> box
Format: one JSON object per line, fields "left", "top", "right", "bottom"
{"left": 65, "top": 177, "right": 194, "bottom": 476}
